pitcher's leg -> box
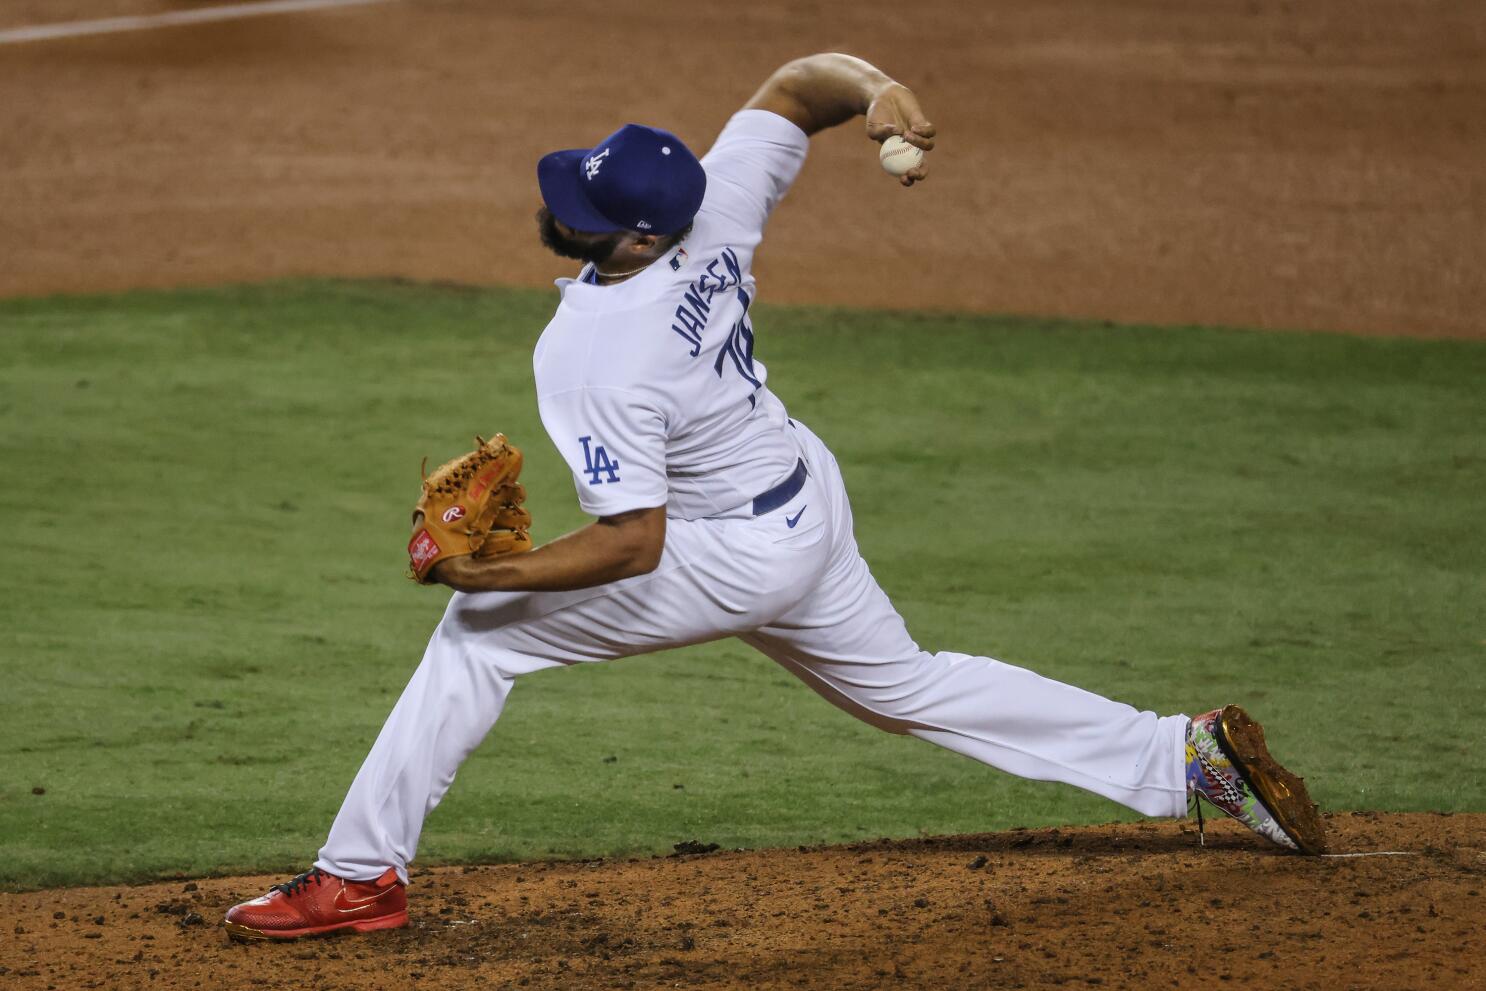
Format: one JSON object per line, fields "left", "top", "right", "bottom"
{"left": 315, "top": 509, "right": 833, "bottom": 883}
{"left": 314, "top": 596, "right": 560, "bottom": 883}
{"left": 743, "top": 553, "right": 1189, "bottom": 819}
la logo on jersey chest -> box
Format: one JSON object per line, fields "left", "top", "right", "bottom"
{"left": 578, "top": 436, "right": 621, "bottom": 485}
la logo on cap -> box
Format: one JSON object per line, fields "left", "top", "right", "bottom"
{"left": 584, "top": 148, "right": 610, "bottom": 180}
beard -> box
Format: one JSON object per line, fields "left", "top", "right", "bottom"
{"left": 535, "top": 207, "right": 625, "bottom": 265}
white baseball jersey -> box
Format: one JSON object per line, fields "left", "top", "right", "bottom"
{"left": 316, "top": 110, "right": 1190, "bottom": 885}
{"left": 534, "top": 110, "right": 809, "bottom": 520}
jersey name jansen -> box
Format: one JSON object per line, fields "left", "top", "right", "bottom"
{"left": 669, "top": 246, "right": 743, "bottom": 357}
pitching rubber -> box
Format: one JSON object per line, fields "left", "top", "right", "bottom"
{"left": 1216, "top": 704, "right": 1328, "bottom": 855}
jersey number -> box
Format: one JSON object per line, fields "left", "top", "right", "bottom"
{"left": 579, "top": 436, "right": 621, "bottom": 485}
{"left": 714, "top": 287, "right": 761, "bottom": 388}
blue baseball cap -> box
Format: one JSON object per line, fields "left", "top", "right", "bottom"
{"left": 537, "top": 124, "right": 706, "bottom": 235}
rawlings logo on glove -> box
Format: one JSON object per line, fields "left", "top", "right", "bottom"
{"left": 407, "top": 433, "right": 533, "bottom": 584}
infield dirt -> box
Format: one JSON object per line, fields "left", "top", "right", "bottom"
{"left": 2, "top": 814, "right": 1483, "bottom": 990}
{"left": 1, "top": 0, "right": 1483, "bottom": 338}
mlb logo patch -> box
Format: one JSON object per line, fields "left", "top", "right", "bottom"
{"left": 669, "top": 247, "right": 688, "bottom": 271}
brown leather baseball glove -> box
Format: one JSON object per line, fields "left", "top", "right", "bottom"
{"left": 407, "top": 433, "right": 532, "bottom": 584}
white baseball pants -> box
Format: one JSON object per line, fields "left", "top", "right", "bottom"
{"left": 317, "top": 421, "right": 1189, "bottom": 883}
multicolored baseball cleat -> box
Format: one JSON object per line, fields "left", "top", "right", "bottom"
{"left": 1186, "top": 704, "right": 1327, "bottom": 854}
{"left": 224, "top": 866, "right": 407, "bottom": 941}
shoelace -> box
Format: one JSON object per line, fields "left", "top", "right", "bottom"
{"left": 1185, "top": 717, "right": 1207, "bottom": 848}
{"left": 271, "top": 867, "right": 327, "bottom": 897}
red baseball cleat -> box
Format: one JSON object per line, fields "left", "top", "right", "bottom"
{"left": 224, "top": 866, "right": 407, "bottom": 941}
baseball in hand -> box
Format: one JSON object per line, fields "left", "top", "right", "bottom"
{"left": 878, "top": 135, "right": 924, "bottom": 177}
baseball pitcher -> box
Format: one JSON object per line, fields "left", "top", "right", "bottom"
{"left": 225, "top": 53, "right": 1325, "bottom": 941}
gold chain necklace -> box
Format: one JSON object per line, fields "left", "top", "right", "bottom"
{"left": 593, "top": 262, "right": 649, "bottom": 284}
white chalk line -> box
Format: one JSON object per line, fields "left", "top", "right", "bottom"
{"left": 0, "top": 0, "right": 395, "bottom": 45}
{"left": 1320, "top": 851, "right": 1418, "bottom": 858}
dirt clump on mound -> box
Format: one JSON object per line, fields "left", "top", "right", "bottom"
{"left": 2, "top": 813, "right": 1482, "bottom": 990}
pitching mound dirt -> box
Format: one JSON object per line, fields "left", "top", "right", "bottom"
{"left": 3, "top": 813, "right": 1482, "bottom": 990}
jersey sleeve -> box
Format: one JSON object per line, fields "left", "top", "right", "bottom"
{"left": 537, "top": 386, "right": 669, "bottom": 517}
{"left": 699, "top": 109, "right": 810, "bottom": 232}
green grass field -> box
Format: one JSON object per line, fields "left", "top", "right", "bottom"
{"left": 2, "top": 280, "right": 1482, "bottom": 892}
